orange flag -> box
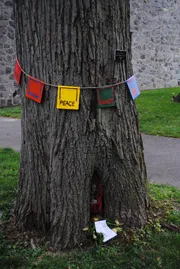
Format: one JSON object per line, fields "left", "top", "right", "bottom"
{"left": 26, "top": 76, "right": 44, "bottom": 103}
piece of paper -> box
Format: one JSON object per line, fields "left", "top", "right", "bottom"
{"left": 14, "top": 59, "right": 22, "bottom": 85}
{"left": 95, "top": 220, "right": 117, "bottom": 242}
{"left": 57, "top": 86, "right": 80, "bottom": 110}
{"left": 97, "top": 87, "right": 116, "bottom": 108}
{"left": 126, "top": 75, "right": 140, "bottom": 100}
{"left": 25, "top": 76, "right": 44, "bottom": 103}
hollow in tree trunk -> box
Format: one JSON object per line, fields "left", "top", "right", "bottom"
{"left": 15, "top": 0, "right": 148, "bottom": 249}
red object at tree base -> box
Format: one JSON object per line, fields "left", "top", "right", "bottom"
{"left": 90, "top": 183, "right": 103, "bottom": 214}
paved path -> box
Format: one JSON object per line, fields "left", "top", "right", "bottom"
{"left": 0, "top": 117, "right": 21, "bottom": 151}
{"left": 0, "top": 116, "right": 179, "bottom": 187}
{"left": 143, "top": 134, "right": 180, "bottom": 188}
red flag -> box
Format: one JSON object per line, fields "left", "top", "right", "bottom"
{"left": 26, "top": 76, "right": 44, "bottom": 103}
{"left": 14, "top": 59, "right": 22, "bottom": 84}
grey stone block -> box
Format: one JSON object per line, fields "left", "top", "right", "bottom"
{"left": 7, "top": 99, "right": 13, "bottom": 106}
{"left": 9, "top": 73, "right": 14, "bottom": 80}
{"left": 0, "top": 99, "right": 7, "bottom": 107}
{"left": 7, "top": 31, "right": 14, "bottom": 40}
{"left": 0, "top": 69, "right": 5, "bottom": 75}
{"left": 130, "top": 0, "right": 180, "bottom": 89}
{"left": 0, "top": 85, "right": 7, "bottom": 92}
{"left": 4, "top": 1, "right": 13, "bottom": 7}
{"left": 7, "top": 55, "right": 12, "bottom": 61}
{"left": 5, "top": 48, "right": 14, "bottom": 54}
{"left": 4, "top": 43, "right": 10, "bottom": 48}
{"left": 13, "top": 96, "right": 21, "bottom": 105}
{"left": 11, "top": 13, "right": 14, "bottom": 20}
{"left": 6, "top": 66, "right": 12, "bottom": 74}
{"left": 9, "top": 20, "right": 15, "bottom": 28}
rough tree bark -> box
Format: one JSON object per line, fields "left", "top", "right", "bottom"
{"left": 15, "top": 0, "right": 148, "bottom": 249}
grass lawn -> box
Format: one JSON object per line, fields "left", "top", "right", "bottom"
{"left": 0, "top": 148, "right": 19, "bottom": 215}
{"left": 135, "top": 87, "right": 180, "bottom": 138}
{"left": 0, "top": 106, "right": 21, "bottom": 119}
{"left": 0, "top": 148, "right": 180, "bottom": 269}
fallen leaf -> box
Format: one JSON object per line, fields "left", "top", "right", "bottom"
{"left": 83, "top": 227, "right": 89, "bottom": 231}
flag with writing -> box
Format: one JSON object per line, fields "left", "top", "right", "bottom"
{"left": 97, "top": 87, "right": 116, "bottom": 108}
{"left": 26, "top": 76, "right": 44, "bottom": 103}
{"left": 126, "top": 75, "right": 140, "bottom": 100}
{"left": 56, "top": 86, "right": 80, "bottom": 110}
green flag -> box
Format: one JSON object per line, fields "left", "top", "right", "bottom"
{"left": 97, "top": 87, "right": 116, "bottom": 108}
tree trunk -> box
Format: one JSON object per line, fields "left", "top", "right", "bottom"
{"left": 15, "top": 0, "right": 148, "bottom": 249}
{"left": 172, "top": 93, "right": 180, "bottom": 103}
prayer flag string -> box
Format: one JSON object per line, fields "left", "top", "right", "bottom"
{"left": 17, "top": 59, "right": 127, "bottom": 89}
{"left": 14, "top": 59, "right": 141, "bottom": 108}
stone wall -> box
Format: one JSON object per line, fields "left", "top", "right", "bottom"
{"left": 0, "top": 0, "right": 19, "bottom": 107}
{"left": 130, "top": 0, "right": 180, "bottom": 89}
{"left": 0, "top": 0, "right": 180, "bottom": 107}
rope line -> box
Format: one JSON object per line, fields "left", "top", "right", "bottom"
{"left": 19, "top": 61, "right": 128, "bottom": 89}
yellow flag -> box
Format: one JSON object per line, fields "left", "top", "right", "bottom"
{"left": 56, "top": 86, "right": 80, "bottom": 110}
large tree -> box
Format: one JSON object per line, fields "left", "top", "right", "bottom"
{"left": 14, "top": 0, "right": 148, "bottom": 249}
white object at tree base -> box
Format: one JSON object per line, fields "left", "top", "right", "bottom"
{"left": 95, "top": 220, "right": 117, "bottom": 242}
